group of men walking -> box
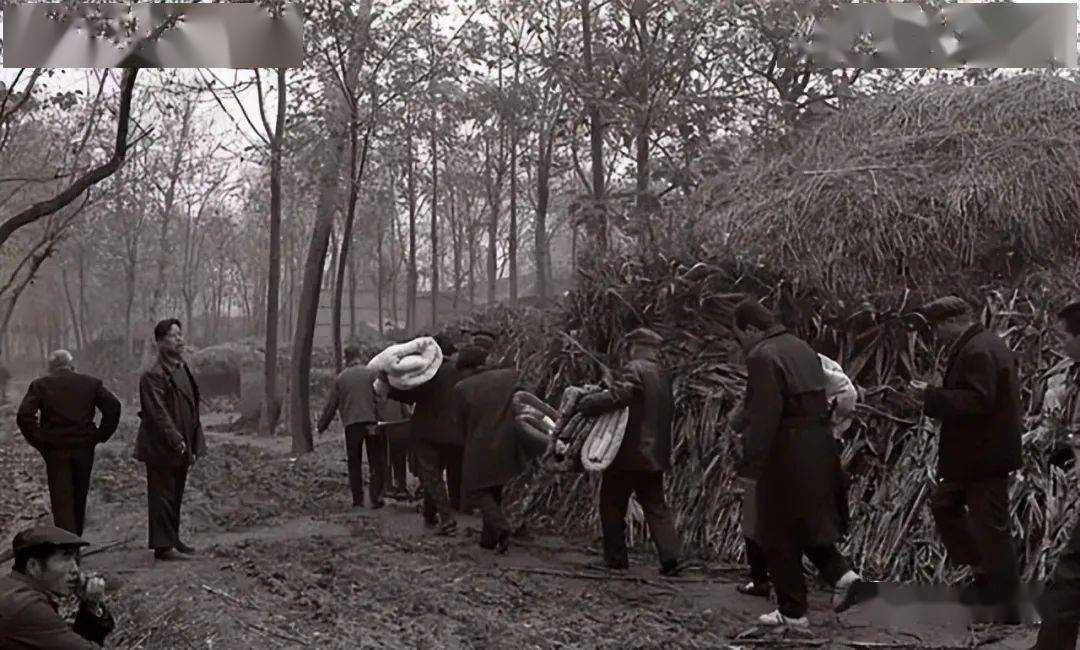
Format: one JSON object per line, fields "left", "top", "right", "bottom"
{"left": 6, "top": 293, "right": 1080, "bottom": 648}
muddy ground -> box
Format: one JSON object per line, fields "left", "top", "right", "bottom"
{"left": 0, "top": 409, "right": 1045, "bottom": 649}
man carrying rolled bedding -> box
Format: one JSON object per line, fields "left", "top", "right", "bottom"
{"left": 574, "top": 327, "right": 690, "bottom": 577}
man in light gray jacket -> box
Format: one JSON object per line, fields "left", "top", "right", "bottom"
{"left": 317, "top": 344, "right": 385, "bottom": 509}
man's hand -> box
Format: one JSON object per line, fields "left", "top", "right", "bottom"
{"left": 908, "top": 379, "right": 928, "bottom": 400}
{"left": 77, "top": 574, "right": 106, "bottom": 605}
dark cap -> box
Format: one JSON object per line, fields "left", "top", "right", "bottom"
{"left": 470, "top": 330, "right": 497, "bottom": 351}
{"left": 623, "top": 327, "right": 663, "bottom": 348}
{"left": 343, "top": 343, "right": 362, "bottom": 358}
{"left": 12, "top": 525, "right": 89, "bottom": 556}
{"left": 1058, "top": 299, "right": 1080, "bottom": 334}
{"left": 914, "top": 295, "right": 972, "bottom": 324}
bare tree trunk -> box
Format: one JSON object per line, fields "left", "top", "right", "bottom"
{"left": 61, "top": 267, "right": 83, "bottom": 350}
{"left": 430, "top": 113, "right": 439, "bottom": 328}
{"left": 580, "top": 0, "right": 607, "bottom": 251}
{"left": 405, "top": 135, "right": 418, "bottom": 333}
{"left": 77, "top": 244, "right": 88, "bottom": 344}
{"left": 260, "top": 67, "right": 287, "bottom": 437}
{"left": 290, "top": 2, "right": 372, "bottom": 455}
{"left": 535, "top": 129, "right": 553, "bottom": 301}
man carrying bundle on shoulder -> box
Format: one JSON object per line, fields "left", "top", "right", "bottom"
{"left": 454, "top": 331, "right": 529, "bottom": 553}
{"left": 574, "top": 327, "right": 691, "bottom": 577}
{"left": 732, "top": 298, "right": 867, "bottom": 627}
{"left": 907, "top": 295, "right": 1022, "bottom": 623}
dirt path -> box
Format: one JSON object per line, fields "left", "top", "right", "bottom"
{"left": 1, "top": 414, "right": 1042, "bottom": 648}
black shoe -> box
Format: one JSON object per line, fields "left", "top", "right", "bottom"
{"left": 737, "top": 581, "right": 772, "bottom": 598}
{"left": 834, "top": 578, "right": 877, "bottom": 613}
{"left": 423, "top": 518, "right": 438, "bottom": 529}
{"left": 175, "top": 541, "right": 198, "bottom": 555}
{"left": 370, "top": 500, "right": 385, "bottom": 510}
{"left": 587, "top": 559, "right": 628, "bottom": 571}
{"left": 495, "top": 532, "right": 510, "bottom": 555}
{"left": 153, "top": 548, "right": 191, "bottom": 562}
{"left": 434, "top": 520, "right": 457, "bottom": 536}
{"left": 660, "top": 558, "right": 693, "bottom": 577}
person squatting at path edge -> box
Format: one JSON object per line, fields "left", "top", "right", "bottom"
{"left": 133, "top": 318, "right": 206, "bottom": 562}
{"left": 1030, "top": 299, "right": 1080, "bottom": 649}
{"left": 16, "top": 350, "right": 122, "bottom": 537}
{"left": 0, "top": 526, "right": 114, "bottom": 649}
{"left": 732, "top": 298, "right": 867, "bottom": 627}
{"left": 574, "top": 326, "right": 692, "bottom": 577}
{"left": 910, "top": 295, "right": 1023, "bottom": 623}
{"left": 317, "top": 343, "right": 388, "bottom": 509}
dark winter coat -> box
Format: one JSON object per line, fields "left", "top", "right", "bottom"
{"left": 576, "top": 357, "right": 674, "bottom": 473}
{"left": 923, "top": 323, "right": 1023, "bottom": 482}
{"left": 456, "top": 366, "right": 527, "bottom": 492}
{"left": 16, "top": 369, "right": 121, "bottom": 451}
{"left": 387, "top": 361, "right": 464, "bottom": 447}
{"left": 743, "top": 325, "right": 846, "bottom": 548}
{"left": 133, "top": 358, "right": 206, "bottom": 467}
{"left": 0, "top": 571, "right": 114, "bottom": 648}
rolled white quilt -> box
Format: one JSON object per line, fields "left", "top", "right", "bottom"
{"left": 367, "top": 336, "right": 444, "bottom": 390}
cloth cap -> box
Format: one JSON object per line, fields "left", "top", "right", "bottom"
{"left": 12, "top": 526, "right": 88, "bottom": 556}
{"left": 1057, "top": 299, "right": 1080, "bottom": 334}
{"left": 470, "top": 331, "right": 497, "bottom": 351}
{"left": 623, "top": 327, "right": 663, "bottom": 348}
{"left": 915, "top": 295, "right": 972, "bottom": 324}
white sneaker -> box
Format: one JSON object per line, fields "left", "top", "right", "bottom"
{"left": 833, "top": 570, "right": 864, "bottom": 612}
{"left": 757, "top": 609, "right": 809, "bottom": 627}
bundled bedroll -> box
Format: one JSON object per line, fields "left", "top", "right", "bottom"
{"left": 512, "top": 391, "right": 558, "bottom": 459}
{"left": 367, "top": 337, "right": 443, "bottom": 390}
{"left": 540, "top": 385, "right": 630, "bottom": 473}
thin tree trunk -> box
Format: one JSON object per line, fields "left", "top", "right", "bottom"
{"left": 405, "top": 135, "right": 418, "bottom": 333}
{"left": 260, "top": 67, "right": 286, "bottom": 437}
{"left": 581, "top": 0, "right": 607, "bottom": 251}
{"left": 61, "top": 267, "right": 83, "bottom": 350}
{"left": 535, "top": 129, "right": 553, "bottom": 302}
{"left": 430, "top": 113, "right": 439, "bottom": 327}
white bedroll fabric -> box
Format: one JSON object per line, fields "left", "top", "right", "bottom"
{"left": 368, "top": 337, "right": 444, "bottom": 390}
{"left": 819, "top": 353, "right": 857, "bottom": 437}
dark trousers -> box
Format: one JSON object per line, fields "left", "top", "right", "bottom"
{"left": 388, "top": 438, "right": 412, "bottom": 492}
{"left": 446, "top": 447, "right": 464, "bottom": 511}
{"left": 930, "top": 476, "right": 1020, "bottom": 605}
{"left": 345, "top": 423, "right": 386, "bottom": 506}
{"left": 599, "top": 470, "right": 682, "bottom": 567}
{"left": 1036, "top": 517, "right": 1080, "bottom": 649}
{"left": 472, "top": 485, "right": 510, "bottom": 547}
{"left": 146, "top": 464, "right": 189, "bottom": 549}
{"left": 765, "top": 543, "right": 850, "bottom": 618}
{"left": 414, "top": 440, "right": 457, "bottom": 525}
{"left": 746, "top": 537, "right": 770, "bottom": 584}
{"left": 43, "top": 446, "right": 96, "bottom": 536}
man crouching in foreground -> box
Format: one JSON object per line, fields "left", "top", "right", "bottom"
{"left": 0, "top": 525, "right": 113, "bottom": 648}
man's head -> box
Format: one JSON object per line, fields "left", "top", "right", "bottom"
{"left": 1057, "top": 300, "right": 1080, "bottom": 339}
{"left": 622, "top": 327, "right": 663, "bottom": 360}
{"left": 433, "top": 333, "right": 458, "bottom": 357}
{"left": 732, "top": 298, "right": 778, "bottom": 343}
{"left": 11, "top": 526, "right": 89, "bottom": 596}
{"left": 915, "top": 296, "right": 975, "bottom": 345}
{"left": 469, "top": 330, "right": 497, "bottom": 353}
{"left": 153, "top": 318, "right": 184, "bottom": 356}
{"left": 47, "top": 349, "right": 74, "bottom": 373}
{"left": 343, "top": 343, "right": 362, "bottom": 365}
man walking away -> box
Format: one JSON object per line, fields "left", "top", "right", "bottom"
{"left": 317, "top": 343, "right": 386, "bottom": 509}
{"left": 734, "top": 298, "right": 866, "bottom": 627}
{"left": 0, "top": 526, "right": 114, "bottom": 648}
{"left": 909, "top": 296, "right": 1023, "bottom": 621}
{"left": 455, "top": 331, "right": 528, "bottom": 553}
{"left": 576, "top": 327, "right": 690, "bottom": 577}
{"left": 382, "top": 334, "right": 464, "bottom": 536}
{"left": 133, "top": 318, "right": 206, "bottom": 561}
{"left": 17, "top": 350, "right": 121, "bottom": 536}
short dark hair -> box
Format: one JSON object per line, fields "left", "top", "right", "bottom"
{"left": 1060, "top": 311, "right": 1080, "bottom": 337}
{"left": 343, "top": 343, "right": 362, "bottom": 361}
{"left": 153, "top": 318, "right": 182, "bottom": 341}
{"left": 433, "top": 334, "right": 457, "bottom": 356}
{"left": 733, "top": 298, "right": 777, "bottom": 332}
{"left": 13, "top": 546, "right": 59, "bottom": 574}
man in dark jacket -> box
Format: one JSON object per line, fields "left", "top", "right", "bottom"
{"left": 133, "top": 318, "right": 206, "bottom": 561}
{"left": 17, "top": 350, "right": 121, "bottom": 536}
{"left": 455, "top": 332, "right": 529, "bottom": 553}
{"left": 0, "top": 525, "right": 114, "bottom": 648}
{"left": 317, "top": 344, "right": 386, "bottom": 509}
{"left": 1030, "top": 299, "right": 1080, "bottom": 649}
{"left": 734, "top": 299, "right": 865, "bottom": 627}
{"left": 384, "top": 335, "right": 464, "bottom": 535}
{"left": 576, "top": 327, "right": 688, "bottom": 577}
{"left": 910, "top": 296, "right": 1022, "bottom": 618}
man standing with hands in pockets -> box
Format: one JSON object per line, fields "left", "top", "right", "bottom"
{"left": 908, "top": 295, "right": 1022, "bottom": 622}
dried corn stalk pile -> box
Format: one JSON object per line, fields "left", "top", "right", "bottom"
{"left": 472, "top": 253, "right": 1080, "bottom": 583}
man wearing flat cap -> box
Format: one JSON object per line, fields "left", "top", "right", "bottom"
{"left": 1029, "top": 299, "right": 1080, "bottom": 648}
{"left": 909, "top": 295, "right": 1022, "bottom": 619}
{"left": 576, "top": 326, "right": 690, "bottom": 577}
{"left": 0, "top": 525, "right": 114, "bottom": 648}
